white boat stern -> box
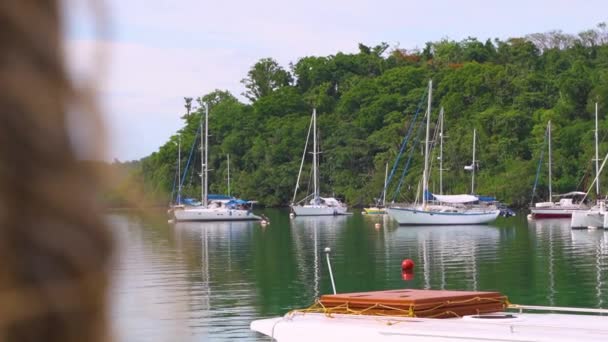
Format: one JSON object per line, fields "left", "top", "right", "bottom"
{"left": 571, "top": 210, "right": 603, "bottom": 228}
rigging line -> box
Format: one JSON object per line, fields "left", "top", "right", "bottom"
{"left": 530, "top": 125, "right": 548, "bottom": 206}
{"left": 188, "top": 152, "right": 198, "bottom": 186}
{"left": 176, "top": 126, "right": 202, "bottom": 203}
{"left": 293, "top": 114, "right": 314, "bottom": 203}
{"left": 391, "top": 112, "right": 427, "bottom": 203}
{"left": 170, "top": 163, "right": 179, "bottom": 205}
{"left": 307, "top": 166, "right": 313, "bottom": 199}
{"left": 426, "top": 109, "right": 443, "bottom": 187}
{"left": 384, "top": 90, "right": 428, "bottom": 199}
{"left": 580, "top": 148, "right": 608, "bottom": 204}
{"left": 575, "top": 129, "right": 608, "bottom": 192}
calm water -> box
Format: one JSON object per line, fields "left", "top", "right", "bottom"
{"left": 109, "top": 210, "right": 608, "bottom": 341}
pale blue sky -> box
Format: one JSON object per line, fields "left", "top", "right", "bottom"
{"left": 64, "top": 0, "right": 608, "bottom": 161}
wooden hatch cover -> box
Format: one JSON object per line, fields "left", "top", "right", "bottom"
{"left": 319, "top": 289, "right": 508, "bottom": 318}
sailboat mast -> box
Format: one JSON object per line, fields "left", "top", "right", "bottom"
{"left": 178, "top": 135, "right": 181, "bottom": 205}
{"left": 383, "top": 162, "right": 388, "bottom": 206}
{"left": 439, "top": 107, "right": 444, "bottom": 195}
{"left": 471, "top": 129, "right": 476, "bottom": 195}
{"left": 548, "top": 121, "right": 552, "bottom": 202}
{"left": 596, "top": 102, "right": 600, "bottom": 197}
{"left": 313, "top": 108, "right": 318, "bottom": 201}
{"left": 202, "top": 103, "right": 209, "bottom": 208}
{"left": 422, "top": 80, "right": 432, "bottom": 208}
{"left": 227, "top": 154, "right": 231, "bottom": 197}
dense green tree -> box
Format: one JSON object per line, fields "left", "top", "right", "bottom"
{"left": 183, "top": 97, "right": 193, "bottom": 117}
{"left": 241, "top": 58, "right": 293, "bottom": 101}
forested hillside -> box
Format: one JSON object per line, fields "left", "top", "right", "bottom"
{"left": 109, "top": 24, "right": 608, "bottom": 208}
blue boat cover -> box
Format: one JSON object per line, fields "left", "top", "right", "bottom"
{"left": 208, "top": 194, "right": 235, "bottom": 200}
{"left": 477, "top": 196, "right": 497, "bottom": 202}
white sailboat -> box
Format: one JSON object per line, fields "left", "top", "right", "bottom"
{"left": 530, "top": 121, "right": 589, "bottom": 218}
{"left": 386, "top": 80, "right": 499, "bottom": 225}
{"left": 572, "top": 102, "right": 608, "bottom": 228}
{"left": 290, "top": 109, "right": 348, "bottom": 216}
{"left": 172, "top": 103, "right": 261, "bottom": 222}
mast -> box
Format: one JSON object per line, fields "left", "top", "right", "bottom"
{"left": 382, "top": 162, "right": 388, "bottom": 206}
{"left": 422, "top": 80, "right": 432, "bottom": 208}
{"left": 548, "top": 121, "right": 552, "bottom": 202}
{"left": 177, "top": 135, "right": 181, "bottom": 205}
{"left": 439, "top": 107, "right": 444, "bottom": 195}
{"left": 471, "top": 129, "right": 476, "bottom": 195}
{"left": 596, "top": 102, "right": 600, "bottom": 197}
{"left": 227, "top": 154, "right": 231, "bottom": 197}
{"left": 202, "top": 102, "right": 209, "bottom": 208}
{"left": 313, "top": 108, "right": 318, "bottom": 202}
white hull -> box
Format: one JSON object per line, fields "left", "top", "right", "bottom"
{"left": 571, "top": 210, "right": 605, "bottom": 228}
{"left": 291, "top": 205, "right": 348, "bottom": 216}
{"left": 530, "top": 204, "right": 588, "bottom": 218}
{"left": 173, "top": 207, "right": 261, "bottom": 221}
{"left": 387, "top": 207, "right": 500, "bottom": 225}
{"left": 251, "top": 312, "right": 608, "bottom": 342}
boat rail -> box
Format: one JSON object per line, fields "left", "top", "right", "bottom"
{"left": 508, "top": 304, "right": 608, "bottom": 315}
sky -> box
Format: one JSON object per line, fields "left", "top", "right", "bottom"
{"left": 64, "top": 0, "right": 608, "bottom": 161}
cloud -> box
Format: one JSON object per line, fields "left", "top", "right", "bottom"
{"left": 67, "top": 39, "right": 252, "bottom": 161}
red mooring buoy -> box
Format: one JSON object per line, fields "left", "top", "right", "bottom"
{"left": 401, "top": 259, "right": 415, "bottom": 271}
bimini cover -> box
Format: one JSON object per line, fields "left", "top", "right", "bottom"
{"left": 477, "top": 195, "right": 497, "bottom": 202}
{"left": 431, "top": 194, "right": 479, "bottom": 204}
{"left": 320, "top": 197, "right": 342, "bottom": 206}
{"left": 226, "top": 199, "right": 249, "bottom": 205}
{"left": 182, "top": 198, "right": 202, "bottom": 206}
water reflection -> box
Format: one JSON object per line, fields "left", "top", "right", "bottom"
{"left": 570, "top": 228, "right": 608, "bottom": 308}
{"left": 174, "top": 220, "right": 262, "bottom": 340}
{"left": 389, "top": 225, "right": 501, "bottom": 291}
{"left": 290, "top": 216, "right": 348, "bottom": 298}
{"left": 530, "top": 218, "right": 608, "bottom": 308}
{"left": 110, "top": 214, "right": 194, "bottom": 342}
{"left": 529, "top": 219, "right": 571, "bottom": 305}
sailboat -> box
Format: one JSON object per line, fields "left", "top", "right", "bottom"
{"left": 386, "top": 80, "right": 500, "bottom": 225}
{"left": 171, "top": 103, "right": 261, "bottom": 222}
{"left": 363, "top": 163, "right": 388, "bottom": 215}
{"left": 530, "top": 121, "right": 589, "bottom": 218}
{"left": 290, "top": 108, "right": 348, "bottom": 216}
{"left": 571, "top": 102, "right": 608, "bottom": 228}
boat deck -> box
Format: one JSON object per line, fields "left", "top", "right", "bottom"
{"left": 252, "top": 311, "right": 608, "bottom": 341}
{"left": 252, "top": 289, "right": 608, "bottom": 341}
